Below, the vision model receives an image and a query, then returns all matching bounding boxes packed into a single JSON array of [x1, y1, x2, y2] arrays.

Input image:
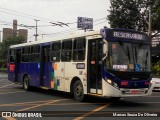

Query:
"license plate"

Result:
[[131, 90, 140, 94]]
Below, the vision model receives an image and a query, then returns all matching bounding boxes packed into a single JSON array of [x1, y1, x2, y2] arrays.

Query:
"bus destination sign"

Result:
[[113, 31, 145, 40]]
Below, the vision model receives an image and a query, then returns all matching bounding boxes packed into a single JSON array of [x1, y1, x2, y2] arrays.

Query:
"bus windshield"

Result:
[[106, 42, 151, 72]]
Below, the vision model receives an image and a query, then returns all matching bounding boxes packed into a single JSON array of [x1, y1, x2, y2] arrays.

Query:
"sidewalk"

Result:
[[0, 72, 7, 78]]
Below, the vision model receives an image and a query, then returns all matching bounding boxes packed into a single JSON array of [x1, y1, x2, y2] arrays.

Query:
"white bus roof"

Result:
[[10, 30, 100, 48]]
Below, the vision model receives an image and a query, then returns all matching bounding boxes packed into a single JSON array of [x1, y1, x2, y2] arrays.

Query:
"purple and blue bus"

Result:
[[8, 27, 153, 101]]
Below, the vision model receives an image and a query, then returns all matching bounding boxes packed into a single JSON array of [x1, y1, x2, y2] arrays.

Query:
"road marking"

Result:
[[0, 79, 6, 81], [17, 99, 67, 111], [4, 117, 16, 120], [0, 99, 66, 106], [73, 103, 111, 120], [0, 102, 105, 107], [0, 91, 25, 95], [0, 83, 14, 88], [2, 99, 67, 120]]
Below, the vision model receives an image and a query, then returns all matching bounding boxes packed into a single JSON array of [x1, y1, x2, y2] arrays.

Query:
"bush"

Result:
[[152, 60, 160, 78], [0, 60, 7, 68]]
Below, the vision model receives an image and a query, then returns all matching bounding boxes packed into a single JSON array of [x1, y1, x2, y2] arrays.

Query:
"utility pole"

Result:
[[0, 31, 1, 42], [148, 0, 152, 40], [34, 19, 40, 41]]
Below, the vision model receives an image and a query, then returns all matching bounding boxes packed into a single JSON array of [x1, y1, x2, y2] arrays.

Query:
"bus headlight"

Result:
[[106, 79, 112, 84], [105, 79, 119, 89]]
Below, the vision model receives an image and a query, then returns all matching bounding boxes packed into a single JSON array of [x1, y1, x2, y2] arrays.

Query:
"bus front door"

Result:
[[88, 39, 103, 94], [40, 45, 50, 87]]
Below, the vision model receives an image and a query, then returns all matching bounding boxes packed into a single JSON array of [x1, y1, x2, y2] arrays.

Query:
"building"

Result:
[[13, 20, 17, 36], [3, 28, 13, 40], [2, 20, 28, 43], [18, 29, 28, 43]]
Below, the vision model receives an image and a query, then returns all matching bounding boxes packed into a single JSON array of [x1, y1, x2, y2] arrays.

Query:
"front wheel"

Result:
[[23, 76, 30, 91], [73, 80, 84, 102]]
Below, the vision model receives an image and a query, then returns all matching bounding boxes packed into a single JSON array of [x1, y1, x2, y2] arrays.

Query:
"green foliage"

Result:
[[108, 0, 160, 37], [152, 60, 160, 77], [0, 36, 25, 61], [0, 60, 6, 68], [108, 0, 143, 30]]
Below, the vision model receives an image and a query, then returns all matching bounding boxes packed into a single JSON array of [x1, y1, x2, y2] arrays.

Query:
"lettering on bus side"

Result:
[[9, 64, 15, 71]]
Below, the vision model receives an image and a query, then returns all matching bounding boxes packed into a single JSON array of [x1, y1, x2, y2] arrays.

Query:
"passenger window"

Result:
[[61, 40, 72, 61], [51, 42, 61, 61], [30, 45, 40, 62], [73, 37, 86, 61], [22, 47, 30, 62]]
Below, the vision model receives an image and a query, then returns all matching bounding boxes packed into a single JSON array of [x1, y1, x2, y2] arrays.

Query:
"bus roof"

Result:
[[10, 30, 100, 48]]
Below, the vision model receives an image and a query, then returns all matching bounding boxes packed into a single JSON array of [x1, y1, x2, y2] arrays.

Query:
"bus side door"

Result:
[[87, 38, 103, 94], [40, 45, 50, 87]]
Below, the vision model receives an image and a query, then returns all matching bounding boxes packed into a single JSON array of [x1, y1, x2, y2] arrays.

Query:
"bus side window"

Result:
[[10, 49, 15, 62], [22, 47, 30, 62], [31, 45, 40, 62], [73, 37, 86, 61], [51, 42, 61, 61], [61, 40, 72, 62]]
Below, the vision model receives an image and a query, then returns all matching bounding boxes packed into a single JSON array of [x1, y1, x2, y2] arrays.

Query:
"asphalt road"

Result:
[[0, 72, 160, 120]]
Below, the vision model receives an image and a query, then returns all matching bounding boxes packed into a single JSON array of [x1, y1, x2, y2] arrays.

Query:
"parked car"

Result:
[[151, 78, 160, 91]]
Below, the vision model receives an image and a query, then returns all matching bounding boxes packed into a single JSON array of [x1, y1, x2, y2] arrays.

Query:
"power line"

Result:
[[0, 7, 57, 23]]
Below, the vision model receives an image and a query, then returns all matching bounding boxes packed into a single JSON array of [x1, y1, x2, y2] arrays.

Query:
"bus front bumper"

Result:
[[102, 80, 154, 97]]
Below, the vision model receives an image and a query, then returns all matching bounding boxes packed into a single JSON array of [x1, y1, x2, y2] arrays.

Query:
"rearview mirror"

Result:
[[102, 40, 108, 61]]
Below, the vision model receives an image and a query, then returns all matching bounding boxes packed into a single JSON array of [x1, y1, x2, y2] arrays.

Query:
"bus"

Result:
[[8, 27, 153, 101]]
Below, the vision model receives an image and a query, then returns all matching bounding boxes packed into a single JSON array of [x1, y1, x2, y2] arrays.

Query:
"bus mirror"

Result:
[[103, 41, 108, 55], [102, 40, 108, 61]]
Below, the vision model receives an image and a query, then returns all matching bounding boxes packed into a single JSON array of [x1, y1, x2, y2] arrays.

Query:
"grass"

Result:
[[0, 67, 7, 72]]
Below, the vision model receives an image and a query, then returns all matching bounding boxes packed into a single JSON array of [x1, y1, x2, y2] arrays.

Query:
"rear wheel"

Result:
[[73, 80, 84, 102], [23, 76, 30, 91]]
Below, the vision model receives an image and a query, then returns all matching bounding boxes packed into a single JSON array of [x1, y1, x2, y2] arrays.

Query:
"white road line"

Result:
[[73, 103, 111, 120], [0, 91, 25, 95], [0, 83, 14, 88]]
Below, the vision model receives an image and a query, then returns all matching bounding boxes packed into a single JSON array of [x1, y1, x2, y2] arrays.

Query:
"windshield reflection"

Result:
[[106, 42, 151, 72]]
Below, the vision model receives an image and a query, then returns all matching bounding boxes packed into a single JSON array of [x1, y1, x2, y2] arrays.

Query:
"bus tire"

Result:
[[73, 80, 84, 102], [23, 75, 30, 91]]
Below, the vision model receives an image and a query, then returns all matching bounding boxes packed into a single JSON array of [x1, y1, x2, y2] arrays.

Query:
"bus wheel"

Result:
[[23, 76, 30, 91], [73, 80, 84, 102]]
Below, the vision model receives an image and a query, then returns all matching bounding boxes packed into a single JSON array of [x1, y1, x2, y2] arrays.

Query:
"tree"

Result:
[[152, 60, 160, 77], [107, 0, 160, 38], [0, 36, 25, 60]]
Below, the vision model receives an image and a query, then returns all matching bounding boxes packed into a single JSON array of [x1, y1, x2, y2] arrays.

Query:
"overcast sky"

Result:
[[0, 0, 110, 42]]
